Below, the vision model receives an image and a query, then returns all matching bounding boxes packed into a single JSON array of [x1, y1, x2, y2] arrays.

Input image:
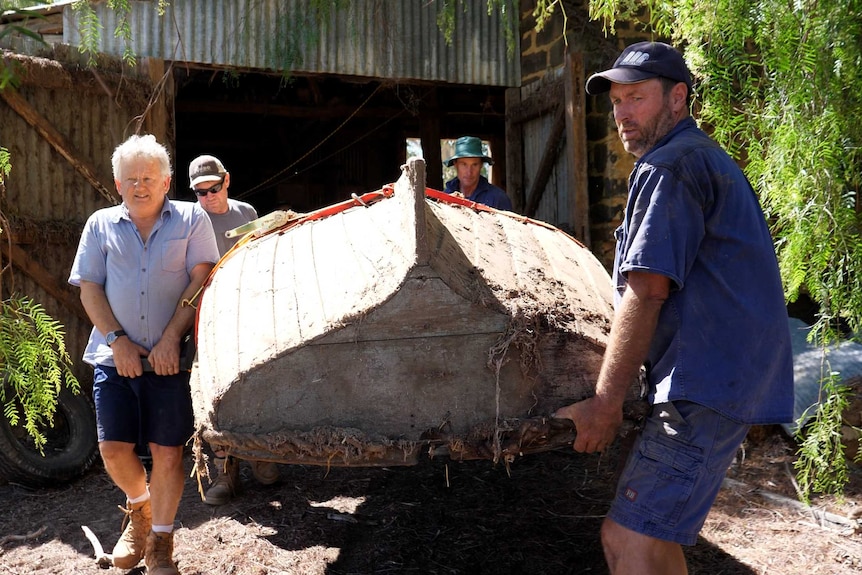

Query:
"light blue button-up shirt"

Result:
[[69, 199, 218, 367]]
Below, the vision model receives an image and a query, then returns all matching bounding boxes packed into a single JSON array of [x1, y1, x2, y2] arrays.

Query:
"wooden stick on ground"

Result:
[[722, 477, 860, 533], [0, 525, 47, 549], [81, 525, 113, 569]]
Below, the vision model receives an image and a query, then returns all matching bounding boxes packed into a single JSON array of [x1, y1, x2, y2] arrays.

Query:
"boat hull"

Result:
[[191, 159, 646, 467]]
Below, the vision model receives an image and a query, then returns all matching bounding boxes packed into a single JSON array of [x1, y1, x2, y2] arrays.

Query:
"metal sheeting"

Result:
[[62, 0, 520, 87]]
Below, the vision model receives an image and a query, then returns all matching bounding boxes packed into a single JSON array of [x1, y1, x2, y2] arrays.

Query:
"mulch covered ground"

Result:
[[1, 425, 860, 574]]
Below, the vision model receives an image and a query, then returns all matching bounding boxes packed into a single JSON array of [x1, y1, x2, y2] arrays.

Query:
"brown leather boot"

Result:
[[204, 456, 239, 505], [111, 498, 152, 569], [144, 530, 179, 575], [250, 460, 280, 485]]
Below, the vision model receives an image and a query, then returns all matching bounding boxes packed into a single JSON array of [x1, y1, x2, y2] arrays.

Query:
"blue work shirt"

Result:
[[444, 175, 513, 211], [69, 199, 219, 367], [614, 117, 794, 424]]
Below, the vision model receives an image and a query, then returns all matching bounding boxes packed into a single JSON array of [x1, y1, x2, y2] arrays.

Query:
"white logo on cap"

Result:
[[620, 51, 650, 66]]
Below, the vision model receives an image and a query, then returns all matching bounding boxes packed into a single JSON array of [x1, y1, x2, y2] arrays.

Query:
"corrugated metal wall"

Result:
[[0, 57, 157, 382], [62, 0, 520, 87], [3, 87, 121, 221]]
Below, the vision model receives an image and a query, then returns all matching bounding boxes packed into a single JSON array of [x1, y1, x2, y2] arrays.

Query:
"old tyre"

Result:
[[0, 386, 99, 488]]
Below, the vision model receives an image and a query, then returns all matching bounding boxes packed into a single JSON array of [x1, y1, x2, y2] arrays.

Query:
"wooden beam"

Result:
[[506, 80, 563, 125], [175, 99, 410, 120], [504, 88, 524, 213], [0, 242, 89, 323], [419, 88, 443, 191], [141, 57, 173, 149], [175, 101, 506, 121], [489, 135, 506, 192], [524, 106, 566, 218], [0, 88, 117, 206], [564, 50, 591, 246]]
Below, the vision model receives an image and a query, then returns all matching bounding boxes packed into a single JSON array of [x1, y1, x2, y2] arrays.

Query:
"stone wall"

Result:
[[518, 1, 652, 270]]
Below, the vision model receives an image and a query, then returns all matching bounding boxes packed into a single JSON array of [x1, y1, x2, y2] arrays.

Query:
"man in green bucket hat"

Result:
[[444, 136, 512, 210]]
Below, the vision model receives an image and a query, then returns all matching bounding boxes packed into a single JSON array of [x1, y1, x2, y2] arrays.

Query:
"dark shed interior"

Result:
[[173, 67, 507, 215]]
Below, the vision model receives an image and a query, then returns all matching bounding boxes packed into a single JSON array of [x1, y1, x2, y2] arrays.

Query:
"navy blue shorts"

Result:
[[93, 365, 194, 447], [607, 401, 750, 545]]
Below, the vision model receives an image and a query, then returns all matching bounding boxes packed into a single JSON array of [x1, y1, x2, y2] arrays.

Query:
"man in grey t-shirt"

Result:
[[189, 154, 258, 256], [189, 154, 279, 504]]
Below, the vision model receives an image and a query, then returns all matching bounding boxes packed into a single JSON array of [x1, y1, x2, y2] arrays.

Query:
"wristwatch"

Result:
[[105, 329, 126, 347]]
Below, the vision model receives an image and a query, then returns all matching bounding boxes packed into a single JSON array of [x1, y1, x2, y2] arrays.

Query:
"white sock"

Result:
[[128, 489, 150, 504], [152, 524, 173, 534]]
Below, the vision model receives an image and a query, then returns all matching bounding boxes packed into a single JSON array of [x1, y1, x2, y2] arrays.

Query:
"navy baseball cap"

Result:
[[586, 41, 692, 95]]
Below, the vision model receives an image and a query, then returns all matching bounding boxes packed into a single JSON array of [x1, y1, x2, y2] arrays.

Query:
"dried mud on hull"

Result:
[[191, 159, 646, 470]]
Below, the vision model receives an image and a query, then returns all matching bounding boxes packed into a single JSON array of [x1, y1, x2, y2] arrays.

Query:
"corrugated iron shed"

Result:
[[55, 0, 519, 87]]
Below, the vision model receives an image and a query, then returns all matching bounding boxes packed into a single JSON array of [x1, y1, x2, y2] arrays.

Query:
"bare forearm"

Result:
[[553, 271, 669, 453], [596, 272, 668, 406], [78, 280, 121, 334]]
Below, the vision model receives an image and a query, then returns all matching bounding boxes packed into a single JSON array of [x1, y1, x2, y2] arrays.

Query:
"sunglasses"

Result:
[[194, 179, 224, 196]]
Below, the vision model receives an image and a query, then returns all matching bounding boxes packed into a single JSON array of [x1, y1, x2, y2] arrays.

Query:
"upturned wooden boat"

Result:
[[190, 158, 646, 468]]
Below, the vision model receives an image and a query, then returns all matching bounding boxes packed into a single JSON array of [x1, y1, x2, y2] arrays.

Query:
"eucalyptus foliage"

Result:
[[1, 3, 82, 454], [0, 152, 78, 456], [581, 0, 862, 499], [0, 3, 45, 88], [0, 146, 9, 187]]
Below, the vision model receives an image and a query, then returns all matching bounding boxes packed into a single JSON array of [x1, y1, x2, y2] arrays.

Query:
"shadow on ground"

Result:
[[0, 438, 792, 575]]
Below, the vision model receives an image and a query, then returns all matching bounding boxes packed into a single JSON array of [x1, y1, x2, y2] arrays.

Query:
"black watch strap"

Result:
[[106, 329, 126, 346]]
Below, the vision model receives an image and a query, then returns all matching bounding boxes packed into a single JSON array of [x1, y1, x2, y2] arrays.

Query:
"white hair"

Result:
[[111, 134, 172, 181]]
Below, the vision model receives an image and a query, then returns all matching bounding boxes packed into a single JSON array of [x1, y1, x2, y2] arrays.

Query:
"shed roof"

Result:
[[9, 0, 519, 87]]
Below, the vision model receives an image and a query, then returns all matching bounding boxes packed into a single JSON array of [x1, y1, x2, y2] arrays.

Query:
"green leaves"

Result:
[[0, 296, 81, 454], [0, 4, 47, 87], [0, 146, 10, 187], [72, 0, 137, 67], [436, 1, 519, 57], [795, 372, 850, 503], [72, 0, 104, 67]]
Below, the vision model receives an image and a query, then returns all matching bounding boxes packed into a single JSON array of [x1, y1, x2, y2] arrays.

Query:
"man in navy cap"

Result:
[[443, 136, 512, 210], [554, 42, 793, 574]]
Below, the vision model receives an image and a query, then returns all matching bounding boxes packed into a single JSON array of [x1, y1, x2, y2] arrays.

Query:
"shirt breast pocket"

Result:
[[161, 239, 187, 273]]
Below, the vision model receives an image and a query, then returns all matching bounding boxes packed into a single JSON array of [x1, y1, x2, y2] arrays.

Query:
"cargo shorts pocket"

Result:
[[623, 433, 703, 526]]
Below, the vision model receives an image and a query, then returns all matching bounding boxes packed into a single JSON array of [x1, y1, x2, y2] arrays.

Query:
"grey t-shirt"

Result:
[[206, 199, 258, 256]]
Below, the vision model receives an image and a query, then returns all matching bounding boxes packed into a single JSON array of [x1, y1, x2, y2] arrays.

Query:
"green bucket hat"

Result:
[[445, 136, 493, 167]]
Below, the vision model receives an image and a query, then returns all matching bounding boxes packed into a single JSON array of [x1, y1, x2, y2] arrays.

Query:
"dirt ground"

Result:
[[0, 425, 860, 575]]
